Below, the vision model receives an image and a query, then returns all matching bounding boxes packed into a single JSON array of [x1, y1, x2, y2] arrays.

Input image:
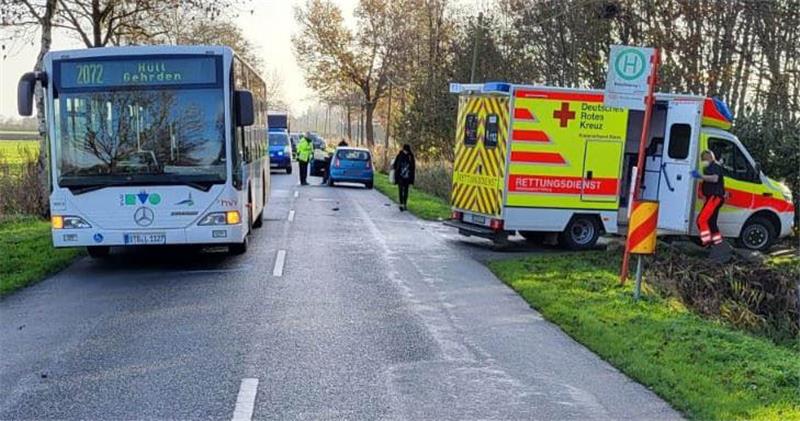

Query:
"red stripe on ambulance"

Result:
[[511, 152, 565, 164], [511, 129, 549, 142], [514, 108, 535, 120], [514, 89, 604, 103], [509, 174, 619, 196]]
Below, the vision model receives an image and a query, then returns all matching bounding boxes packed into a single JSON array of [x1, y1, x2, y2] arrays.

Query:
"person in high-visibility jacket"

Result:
[[692, 150, 726, 247], [296, 134, 313, 186]]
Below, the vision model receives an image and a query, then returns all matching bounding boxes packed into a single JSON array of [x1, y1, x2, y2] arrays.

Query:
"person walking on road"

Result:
[[393, 144, 416, 211], [692, 150, 728, 259], [297, 134, 313, 186]]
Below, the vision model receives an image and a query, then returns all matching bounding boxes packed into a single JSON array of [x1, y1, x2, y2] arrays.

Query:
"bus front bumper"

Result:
[[51, 224, 248, 247]]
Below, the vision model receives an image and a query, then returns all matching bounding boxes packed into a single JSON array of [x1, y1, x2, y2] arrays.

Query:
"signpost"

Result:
[[604, 45, 661, 284]]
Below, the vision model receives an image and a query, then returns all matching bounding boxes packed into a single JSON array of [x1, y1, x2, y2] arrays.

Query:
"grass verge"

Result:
[[0, 217, 82, 296], [489, 252, 800, 421], [0, 140, 39, 165], [373, 172, 451, 221]]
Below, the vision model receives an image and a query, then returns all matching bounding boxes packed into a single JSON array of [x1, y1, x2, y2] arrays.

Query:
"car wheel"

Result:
[[286, 166, 292, 174], [737, 216, 776, 251], [86, 246, 110, 258], [327, 177, 334, 187], [558, 216, 600, 250], [365, 181, 373, 189]]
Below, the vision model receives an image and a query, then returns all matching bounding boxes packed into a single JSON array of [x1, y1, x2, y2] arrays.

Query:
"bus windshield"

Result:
[[53, 57, 226, 188]]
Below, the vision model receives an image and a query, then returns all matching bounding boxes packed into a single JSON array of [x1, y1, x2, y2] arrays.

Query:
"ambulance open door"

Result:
[[657, 101, 702, 233]]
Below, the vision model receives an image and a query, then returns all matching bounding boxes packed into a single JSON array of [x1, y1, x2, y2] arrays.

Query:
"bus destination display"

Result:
[[59, 57, 217, 89]]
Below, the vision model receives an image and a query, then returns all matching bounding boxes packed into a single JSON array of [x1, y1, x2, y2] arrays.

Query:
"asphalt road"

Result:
[[0, 164, 681, 420]]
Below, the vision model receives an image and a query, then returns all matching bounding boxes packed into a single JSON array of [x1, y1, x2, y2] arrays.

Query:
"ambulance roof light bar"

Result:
[[449, 82, 511, 94]]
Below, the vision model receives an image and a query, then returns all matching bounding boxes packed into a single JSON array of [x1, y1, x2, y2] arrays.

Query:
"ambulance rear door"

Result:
[[657, 100, 702, 233]]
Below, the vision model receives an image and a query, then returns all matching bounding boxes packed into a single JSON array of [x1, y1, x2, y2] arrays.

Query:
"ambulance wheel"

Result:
[[86, 246, 110, 258], [559, 216, 600, 250], [737, 216, 775, 252]]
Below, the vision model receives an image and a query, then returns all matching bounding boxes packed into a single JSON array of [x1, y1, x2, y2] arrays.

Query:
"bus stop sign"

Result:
[[604, 45, 655, 110]]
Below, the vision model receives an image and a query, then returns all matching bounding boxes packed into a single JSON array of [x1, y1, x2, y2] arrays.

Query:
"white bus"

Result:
[[18, 46, 270, 257]]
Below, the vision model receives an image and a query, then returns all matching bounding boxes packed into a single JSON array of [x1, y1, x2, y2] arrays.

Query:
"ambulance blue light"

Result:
[[482, 82, 511, 93], [712, 97, 734, 121]]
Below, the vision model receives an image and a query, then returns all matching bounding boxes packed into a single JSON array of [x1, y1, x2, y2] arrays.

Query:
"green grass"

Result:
[[489, 252, 800, 421], [373, 172, 451, 220], [0, 140, 39, 164], [0, 217, 82, 296]]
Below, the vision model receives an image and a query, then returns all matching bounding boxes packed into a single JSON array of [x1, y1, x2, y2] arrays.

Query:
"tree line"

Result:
[[294, 0, 799, 219]]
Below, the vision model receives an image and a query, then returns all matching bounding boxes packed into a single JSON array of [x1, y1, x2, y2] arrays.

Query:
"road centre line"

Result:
[[293, 190, 299, 198], [273, 250, 286, 277], [231, 378, 259, 421], [288, 210, 295, 222]]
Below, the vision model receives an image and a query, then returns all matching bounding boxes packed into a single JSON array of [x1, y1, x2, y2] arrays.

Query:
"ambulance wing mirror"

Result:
[[235, 90, 255, 127], [18, 71, 47, 117]]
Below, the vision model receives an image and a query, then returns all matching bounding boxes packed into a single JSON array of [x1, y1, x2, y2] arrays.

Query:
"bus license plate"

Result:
[[124, 232, 166, 245]]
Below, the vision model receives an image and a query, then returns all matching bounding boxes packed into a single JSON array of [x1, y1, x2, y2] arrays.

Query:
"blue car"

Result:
[[269, 131, 292, 174], [327, 147, 373, 189]]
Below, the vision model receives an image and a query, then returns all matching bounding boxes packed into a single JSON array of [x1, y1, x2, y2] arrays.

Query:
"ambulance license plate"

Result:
[[124, 232, 166, 245], [471, 215, 486, 225]]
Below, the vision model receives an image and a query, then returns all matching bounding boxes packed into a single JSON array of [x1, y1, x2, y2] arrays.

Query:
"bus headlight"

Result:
[[198, 211, 241, 226], [52, 215, 92, 229]]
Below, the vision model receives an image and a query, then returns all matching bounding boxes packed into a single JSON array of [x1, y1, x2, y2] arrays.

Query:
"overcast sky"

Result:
[[0, 0, 359, 120]]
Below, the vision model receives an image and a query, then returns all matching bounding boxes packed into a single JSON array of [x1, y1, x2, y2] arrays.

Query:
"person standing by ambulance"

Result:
[[297, 134, 313, 186], [393, 144, 416, 211], [692, 150, 726, 247]]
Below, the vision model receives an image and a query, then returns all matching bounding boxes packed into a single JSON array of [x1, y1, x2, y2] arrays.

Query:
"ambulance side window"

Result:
[[708, 137, 760, 183], [484, 114, 499, 148], [464, 114, 479, 146], [667, 124, 691, 160]]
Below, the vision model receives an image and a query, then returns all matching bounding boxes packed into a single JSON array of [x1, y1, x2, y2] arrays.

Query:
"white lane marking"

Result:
[[293, 190, 299, 198], [273, 250, 286, 277], [231, 378, 259, 421], [288, 210, 295, 222]]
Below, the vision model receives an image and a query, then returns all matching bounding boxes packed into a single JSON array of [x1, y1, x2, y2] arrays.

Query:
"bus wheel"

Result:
[[229, 237, 248, 255], [737, 217, 775, 251], [87, 246, 110, 258], [559, 216, 600, 250]]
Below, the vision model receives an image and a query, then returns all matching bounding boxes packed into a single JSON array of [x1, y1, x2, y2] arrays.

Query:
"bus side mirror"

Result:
[[18, 71, 41, 117], [235, 90, 254, 127]]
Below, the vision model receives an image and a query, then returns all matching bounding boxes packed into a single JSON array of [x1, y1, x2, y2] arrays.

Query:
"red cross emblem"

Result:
[[553, 102, 576, 127]]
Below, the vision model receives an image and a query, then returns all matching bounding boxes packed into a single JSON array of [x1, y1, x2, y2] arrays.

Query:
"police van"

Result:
[[445, 82, 794, 251]]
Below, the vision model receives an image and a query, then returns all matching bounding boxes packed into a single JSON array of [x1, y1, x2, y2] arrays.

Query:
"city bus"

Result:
[[17, 45, 270, 257]]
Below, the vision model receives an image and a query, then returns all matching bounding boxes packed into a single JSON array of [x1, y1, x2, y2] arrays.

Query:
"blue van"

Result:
[[269, 131, 292, 174], [327, 147, 373, 189]]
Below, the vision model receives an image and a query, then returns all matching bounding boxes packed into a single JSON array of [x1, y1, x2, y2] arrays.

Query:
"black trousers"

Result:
[[298, 161, 309, 185], [398, 182, 410, 205]]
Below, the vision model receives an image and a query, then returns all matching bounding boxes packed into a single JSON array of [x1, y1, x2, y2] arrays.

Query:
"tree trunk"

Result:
[[365, 101, 376, 147], [34, 0, 58, 218], [346, 104, 353, 141], [383, 84, 392, 171]]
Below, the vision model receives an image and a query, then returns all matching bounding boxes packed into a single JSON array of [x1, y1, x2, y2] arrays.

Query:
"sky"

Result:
[[0, 0, 358, 120]]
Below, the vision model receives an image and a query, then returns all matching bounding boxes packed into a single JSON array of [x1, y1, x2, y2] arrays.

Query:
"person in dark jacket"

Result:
[[691, 149, 726, 247], [393, 144, 416, 211]]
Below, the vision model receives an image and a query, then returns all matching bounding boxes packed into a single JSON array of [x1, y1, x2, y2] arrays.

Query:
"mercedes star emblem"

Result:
[[134, 207, 155, 227]]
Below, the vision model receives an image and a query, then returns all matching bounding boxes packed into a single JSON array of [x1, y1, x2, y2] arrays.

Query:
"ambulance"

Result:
[[444, 82, 794, 251]]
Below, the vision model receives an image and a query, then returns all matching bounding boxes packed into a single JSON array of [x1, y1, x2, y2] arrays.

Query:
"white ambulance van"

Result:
[[444, 82, 794, 251]]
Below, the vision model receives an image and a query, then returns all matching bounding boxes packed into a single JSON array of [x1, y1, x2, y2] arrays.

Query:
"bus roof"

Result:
[[44, 45, 235, 62]]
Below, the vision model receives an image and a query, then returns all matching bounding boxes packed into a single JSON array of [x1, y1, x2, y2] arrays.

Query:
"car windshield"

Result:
[[337, 150, 370, 161], [53, 88, 226, 185], [269, 133, 289, 146]]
